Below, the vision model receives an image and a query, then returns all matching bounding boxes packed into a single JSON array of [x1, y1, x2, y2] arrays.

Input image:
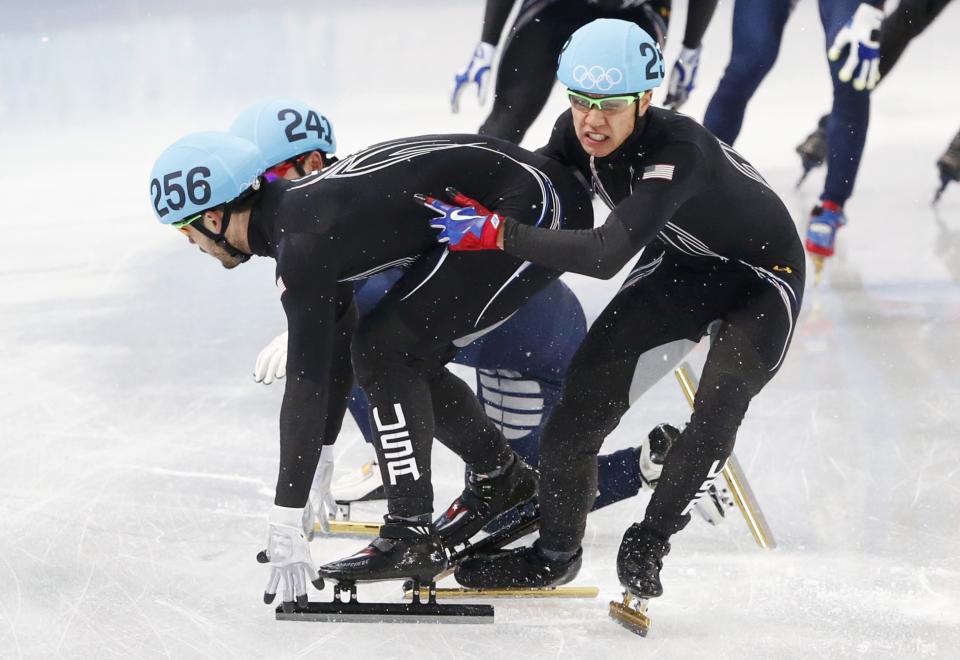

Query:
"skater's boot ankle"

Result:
[[319, 517, 446, 583], [796, 113, 829, 171], [434, 452, 538, 548], [937, 130, 960, 182], [455, 540, 582, 590], [617, 523, 671, 599], [638, 423, 679, 488], [805, 200, 845, 258]]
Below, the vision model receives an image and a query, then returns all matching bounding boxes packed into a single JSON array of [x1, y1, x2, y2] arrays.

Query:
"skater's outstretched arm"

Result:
[[424, 142, 703, 279]]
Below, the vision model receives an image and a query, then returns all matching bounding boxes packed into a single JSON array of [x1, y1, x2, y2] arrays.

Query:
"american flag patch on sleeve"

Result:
[[643, 164, 675, 181]]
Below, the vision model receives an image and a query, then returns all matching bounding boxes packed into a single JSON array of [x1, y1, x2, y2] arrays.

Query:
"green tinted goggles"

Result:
[[566, 89, 639, 113]]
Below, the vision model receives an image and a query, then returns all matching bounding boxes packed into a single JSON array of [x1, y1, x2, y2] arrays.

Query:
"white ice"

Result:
[[1, 1, 959, 658]]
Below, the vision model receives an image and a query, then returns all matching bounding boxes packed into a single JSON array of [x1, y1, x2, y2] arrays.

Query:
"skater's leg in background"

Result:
[[702, 0, 793, 144], [479, 4, 577, 143], [797, 0, 951, 173], [878, 0, 952, 78], [818, 0, 873, 206]]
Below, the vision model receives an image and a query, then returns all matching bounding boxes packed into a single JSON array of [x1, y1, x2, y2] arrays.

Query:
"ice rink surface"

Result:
[[1, 1, 959, 657]]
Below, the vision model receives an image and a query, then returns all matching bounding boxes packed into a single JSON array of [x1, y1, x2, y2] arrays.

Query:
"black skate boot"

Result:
[[934, 129, 960, 203], [318, 520, 447, 584], [455, 541, 582, 590], [795, 113, 829, 187], [616, 523, 671, 599], [434, 453, 538, 548]]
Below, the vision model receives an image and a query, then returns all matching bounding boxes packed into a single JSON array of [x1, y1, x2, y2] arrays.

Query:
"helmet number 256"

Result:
[[151, 166, 212, 218]]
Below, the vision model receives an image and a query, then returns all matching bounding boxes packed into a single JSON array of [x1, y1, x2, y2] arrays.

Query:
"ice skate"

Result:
[[694, 480, 736, 525], [401, 501, 593, 599], [617, 523, 670, 599], [608, 523, 670, 637], [434, 453, 538, 549], [277, 521, 494, 624], [795, 114, 829, 188], [319, 520, 447, 583], [805, 201, 846, 282], [455, 541, 582, 591], [403, 499, 541, 594], [934, 130, 960, 204]]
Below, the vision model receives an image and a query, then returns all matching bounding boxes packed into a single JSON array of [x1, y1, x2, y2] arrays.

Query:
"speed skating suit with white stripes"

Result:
[[498, 107, 805, 550], [245, 134, 593, 517]]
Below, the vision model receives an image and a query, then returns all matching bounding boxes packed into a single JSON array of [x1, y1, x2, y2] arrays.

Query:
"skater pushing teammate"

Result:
[[422, 19, 805, 630], [236, 99, 681, 538], [148, 125, 597, 611]]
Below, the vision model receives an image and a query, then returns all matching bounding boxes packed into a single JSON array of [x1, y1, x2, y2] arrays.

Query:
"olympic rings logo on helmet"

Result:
[[571, 65, 624, 92]]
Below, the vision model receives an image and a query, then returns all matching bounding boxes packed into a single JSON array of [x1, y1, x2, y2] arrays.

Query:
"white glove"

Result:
[[828, 3, 883, 91], [306, 445, 338, 537], [664, 46, 701, 110], [451, 42, 496, 113], [253, 331, 287, 385], [257, 505, 324, 612]]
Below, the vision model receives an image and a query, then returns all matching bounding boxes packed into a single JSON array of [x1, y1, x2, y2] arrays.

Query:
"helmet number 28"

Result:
[[151, 167, 212, 218], [638, 42, 664, 82], [278, 108, 332, 144]]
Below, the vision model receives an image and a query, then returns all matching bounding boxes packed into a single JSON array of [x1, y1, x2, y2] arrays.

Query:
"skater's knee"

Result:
[[725, 44, 778, 89]]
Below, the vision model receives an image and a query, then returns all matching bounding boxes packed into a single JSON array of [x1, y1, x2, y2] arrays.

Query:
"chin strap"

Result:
[[192, 203, 251, 263]]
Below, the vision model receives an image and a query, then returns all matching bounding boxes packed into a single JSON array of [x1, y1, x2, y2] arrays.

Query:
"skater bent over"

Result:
[[235, 100, 654, 526], [423, 19, 805, 607], [148, 130, 592, 610]]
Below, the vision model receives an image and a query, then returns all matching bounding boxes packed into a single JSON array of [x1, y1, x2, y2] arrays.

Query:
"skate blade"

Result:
[[276, 600, 494, 624], [811, 254, 825, 285], [609, 593, 651, 637], [933, 182, 947, 205], [403, 586, 599, 599], [314, 520, 381, 536]]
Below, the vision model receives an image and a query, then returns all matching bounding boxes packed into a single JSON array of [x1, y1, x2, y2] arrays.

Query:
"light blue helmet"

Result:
[[149, 131, 265, 225], [229, 98, 336, 168], [557, 19, 664, 95]]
